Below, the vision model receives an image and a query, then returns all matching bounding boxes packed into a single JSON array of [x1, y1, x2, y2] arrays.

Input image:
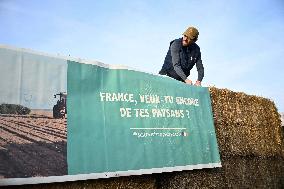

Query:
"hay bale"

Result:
[[157, 156, 284, 189], [209, 87, 284, 157], [156, 168, 225, 189], [223, 156, 284, 188], [8, 157, 282, 189]]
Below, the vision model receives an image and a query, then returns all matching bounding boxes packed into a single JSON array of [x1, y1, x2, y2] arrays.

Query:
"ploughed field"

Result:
[[0, 113, 67, 178]]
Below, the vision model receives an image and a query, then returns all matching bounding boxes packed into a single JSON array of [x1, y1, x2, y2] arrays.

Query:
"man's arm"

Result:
[[170, 41, 187, 81], [196, 52, 204, 82]]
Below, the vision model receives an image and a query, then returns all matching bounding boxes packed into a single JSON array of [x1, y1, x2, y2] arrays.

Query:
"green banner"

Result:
[[67, 60, 221, 175], [0, 46, 221, 185]]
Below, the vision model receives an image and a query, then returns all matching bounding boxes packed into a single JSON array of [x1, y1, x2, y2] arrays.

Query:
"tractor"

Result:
[[53, 92, 67, 119]]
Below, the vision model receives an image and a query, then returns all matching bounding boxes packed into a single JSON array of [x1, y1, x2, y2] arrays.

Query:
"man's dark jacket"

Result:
[[159, 38, 204, 82]]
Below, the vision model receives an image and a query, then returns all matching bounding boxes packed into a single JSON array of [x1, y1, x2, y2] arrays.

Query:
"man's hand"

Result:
[[194, 80, 201, 86], [185, 79, 193, 85]]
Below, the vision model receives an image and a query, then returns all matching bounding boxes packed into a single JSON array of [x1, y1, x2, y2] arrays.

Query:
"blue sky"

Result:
[[0, 0, 283, 112]]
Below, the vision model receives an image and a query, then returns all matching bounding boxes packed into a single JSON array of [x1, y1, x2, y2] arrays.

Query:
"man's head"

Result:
[[182, 26, 199, 46]]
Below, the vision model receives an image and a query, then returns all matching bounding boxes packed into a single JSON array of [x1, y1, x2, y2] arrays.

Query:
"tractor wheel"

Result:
[[59, 109, 65, 119], [53, 105, 60, 119]]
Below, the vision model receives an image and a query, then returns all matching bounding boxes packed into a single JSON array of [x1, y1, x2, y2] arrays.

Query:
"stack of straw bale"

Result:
[[6, 87, 284, 189], [158, 87, 284, 188], [209, 87, 283, 158]]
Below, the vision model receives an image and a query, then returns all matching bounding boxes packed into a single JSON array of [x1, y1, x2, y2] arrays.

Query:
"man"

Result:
[[159, 26, 204, 86]]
